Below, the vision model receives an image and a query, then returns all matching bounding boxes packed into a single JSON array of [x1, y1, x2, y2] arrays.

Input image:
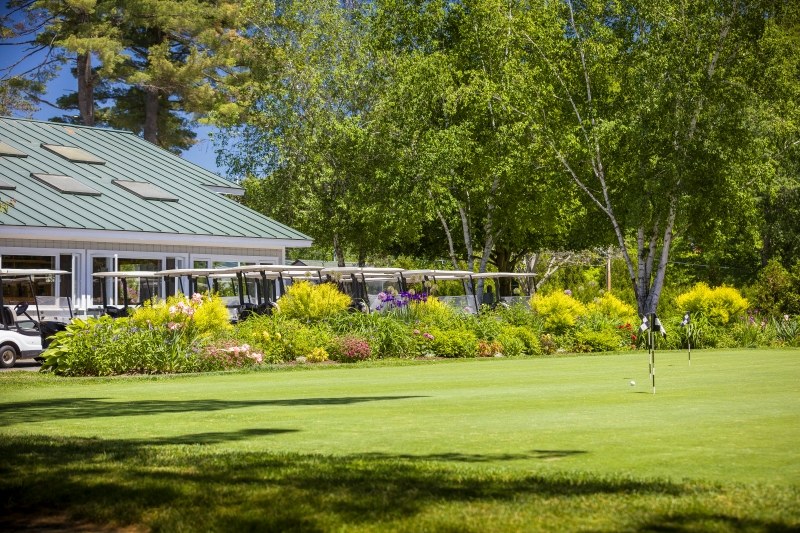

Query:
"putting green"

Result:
[[1, 348, 798, 485]]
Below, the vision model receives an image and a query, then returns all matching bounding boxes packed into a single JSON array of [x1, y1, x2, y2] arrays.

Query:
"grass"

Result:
[[0, 348, 798, 531]]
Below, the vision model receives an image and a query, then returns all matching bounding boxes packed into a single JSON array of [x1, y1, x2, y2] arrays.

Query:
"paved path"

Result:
[[1, 360, 41, 372]]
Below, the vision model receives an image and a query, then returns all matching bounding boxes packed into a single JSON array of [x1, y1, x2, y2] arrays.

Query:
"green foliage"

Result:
[[40, 315, 208, 376], [276, 281, 352, 322], [130, 293, 231, 339], [587, 293, 637, 323], [407, 297, 461, 329], [497, 325, 542, 356], [427, 328, 478, 358], [574, 329, 624, 353], [675, 283, 749, 326], [747, 259, 800, 317], [770, 316, 800, 346], [530, 292, 587, 332]]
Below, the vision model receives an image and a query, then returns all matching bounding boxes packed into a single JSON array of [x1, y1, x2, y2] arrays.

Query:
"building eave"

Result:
[[0, 225, 313, 249]]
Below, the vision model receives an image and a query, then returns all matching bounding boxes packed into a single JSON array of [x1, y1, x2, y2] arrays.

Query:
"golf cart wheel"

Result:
[[0, 345, 17, 369]]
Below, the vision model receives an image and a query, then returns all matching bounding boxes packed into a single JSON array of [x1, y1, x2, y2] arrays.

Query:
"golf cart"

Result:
[[467, 272, 538, 312], [0, 269, 72, 368], [214, 265, 324, 320], [399, 269, 475, 312], [92, 271, 163, 318], [156, 267, 220, 296], [320, 267, 404, 312]]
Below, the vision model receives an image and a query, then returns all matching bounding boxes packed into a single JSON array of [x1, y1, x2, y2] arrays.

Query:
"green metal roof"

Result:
[[0, 117, 311, 244]]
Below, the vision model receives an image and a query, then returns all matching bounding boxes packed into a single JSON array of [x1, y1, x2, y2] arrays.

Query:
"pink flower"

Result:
[[168, 306, 177, 316], [413, 329, 421, 335], [167, 322, 181, 330], [191, 293, 203, 305], [423, 332, 434, 340]]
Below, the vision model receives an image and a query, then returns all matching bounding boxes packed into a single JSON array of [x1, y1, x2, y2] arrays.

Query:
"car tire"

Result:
[[0, 345, 17, 369]]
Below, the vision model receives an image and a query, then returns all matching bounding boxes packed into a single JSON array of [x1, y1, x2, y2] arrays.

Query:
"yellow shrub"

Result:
[[306, 347, 329, 362], [130, 293, 231, 336], [587, 293, 637, 323], [408, 297, 457, 325], [530, 292, 587, 331], [675, 283, 748, 325], [276, 281, 351, 322]]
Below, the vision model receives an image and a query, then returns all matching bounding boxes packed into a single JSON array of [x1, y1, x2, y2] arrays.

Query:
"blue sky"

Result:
[[0, 7, 223, 174]]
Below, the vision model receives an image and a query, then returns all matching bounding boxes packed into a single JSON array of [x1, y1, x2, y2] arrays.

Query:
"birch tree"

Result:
[[520, 0, 778, 316]]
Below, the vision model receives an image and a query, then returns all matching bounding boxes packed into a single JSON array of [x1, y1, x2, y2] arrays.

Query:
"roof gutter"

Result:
[[0, 226, 313, 249]]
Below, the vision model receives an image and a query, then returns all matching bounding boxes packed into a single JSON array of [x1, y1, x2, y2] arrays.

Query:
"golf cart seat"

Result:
[[104, 306, 129, 319], [1, 306, 14, 327], [256, 301, 278, 316]]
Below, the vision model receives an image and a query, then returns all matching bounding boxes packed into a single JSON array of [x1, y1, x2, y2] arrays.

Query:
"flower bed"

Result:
[[39, 282, 799, 376]]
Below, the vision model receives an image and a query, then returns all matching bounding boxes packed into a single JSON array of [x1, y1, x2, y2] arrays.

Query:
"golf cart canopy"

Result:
[[0, 269, 70, 278]]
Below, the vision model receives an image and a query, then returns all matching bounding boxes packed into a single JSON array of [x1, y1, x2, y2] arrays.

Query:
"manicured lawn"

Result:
[[1, 349, 798, 531]]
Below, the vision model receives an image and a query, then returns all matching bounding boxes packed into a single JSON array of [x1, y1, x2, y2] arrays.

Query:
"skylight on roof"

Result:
[[113, 180, 178, 202], [0, 141, 27, 157], [0, 178, 16, 190], [41, 143, 105, 164], [205, 184, 245, 196], [31, 173, 101, 196]]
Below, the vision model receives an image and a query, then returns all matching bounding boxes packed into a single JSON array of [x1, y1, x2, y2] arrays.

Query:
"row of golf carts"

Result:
[[1, 266, 536, 368]]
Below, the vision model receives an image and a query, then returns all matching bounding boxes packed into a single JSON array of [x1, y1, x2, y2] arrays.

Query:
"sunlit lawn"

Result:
[[1, 349, 798, 531]]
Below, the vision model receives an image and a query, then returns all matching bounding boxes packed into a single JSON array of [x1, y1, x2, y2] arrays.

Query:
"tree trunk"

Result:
[[333, 233, 346, 267], [76, 52, 94, 126], [493, 247, 514, 296], [143, 88, 159, 144], [434, 204, 460, 270]]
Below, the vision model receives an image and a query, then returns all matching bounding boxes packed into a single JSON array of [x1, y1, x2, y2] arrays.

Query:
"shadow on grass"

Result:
[[0, 395, 427, 426], [356, 449, 588, 463], [1, 435, 797, 532]]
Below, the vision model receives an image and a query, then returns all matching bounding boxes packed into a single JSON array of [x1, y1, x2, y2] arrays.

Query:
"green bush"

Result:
[[497, 325, 542, 356], [574, 329, 623, 353], [530, 292, 586, 332], [587, 293, 637, 323], [40, 315, 210, 376], [199, 340, 265, 370], [130, 293, 231, 339], [471, 314, 504, 341], [747, 259, 800, 317], [428, 328, 478, 358], [493, 302, 539, 329], [276, 281, 351, 322], [287, 324, 336, 360], [408, 297, 460, 329], [235, 315, 308, 363], [769, 316, 800, 346], [675, 283, 748, 326], [327, 313, 417, 359]]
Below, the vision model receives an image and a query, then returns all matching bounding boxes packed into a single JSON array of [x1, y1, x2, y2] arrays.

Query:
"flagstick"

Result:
[[688, 339, 691, 366], [649, 313, 656, 394]]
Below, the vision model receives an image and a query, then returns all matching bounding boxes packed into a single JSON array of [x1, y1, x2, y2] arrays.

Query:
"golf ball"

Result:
[[629, 380, 636, 386]]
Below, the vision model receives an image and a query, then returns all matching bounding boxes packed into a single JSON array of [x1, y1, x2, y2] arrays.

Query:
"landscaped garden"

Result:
[[1, 349, 798, 531], [36, 274, 800, 376]]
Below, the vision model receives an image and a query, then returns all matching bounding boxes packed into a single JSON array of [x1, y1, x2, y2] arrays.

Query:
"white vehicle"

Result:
[[0, 269, 72, 368]]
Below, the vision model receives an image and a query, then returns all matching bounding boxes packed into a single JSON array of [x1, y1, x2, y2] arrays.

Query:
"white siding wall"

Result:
[[1, 238, 285, 315]]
